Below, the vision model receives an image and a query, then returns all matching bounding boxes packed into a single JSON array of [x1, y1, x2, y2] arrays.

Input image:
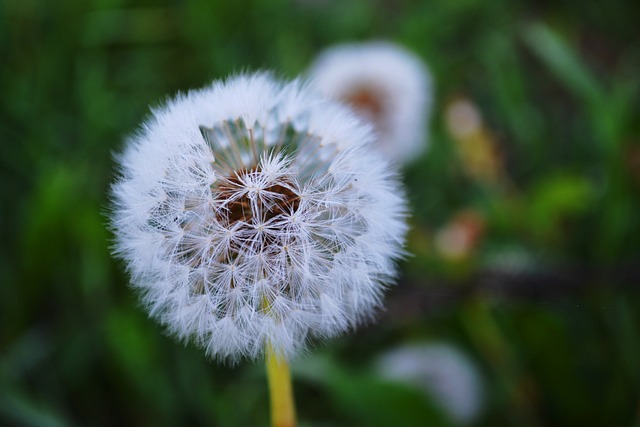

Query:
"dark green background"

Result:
[[1, 0, 639, 425]]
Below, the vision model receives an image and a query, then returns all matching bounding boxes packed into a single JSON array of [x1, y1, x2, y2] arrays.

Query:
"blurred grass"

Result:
[[1, 0, 639, 426]]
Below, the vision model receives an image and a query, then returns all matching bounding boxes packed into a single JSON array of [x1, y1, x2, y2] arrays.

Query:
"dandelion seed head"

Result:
[[111, 73, 408, 362]]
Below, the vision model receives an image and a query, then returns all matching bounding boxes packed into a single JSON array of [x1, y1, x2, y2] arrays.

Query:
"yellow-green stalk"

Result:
[[266, 344, 296, 427]]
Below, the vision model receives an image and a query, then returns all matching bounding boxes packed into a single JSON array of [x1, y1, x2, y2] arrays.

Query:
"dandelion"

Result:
[[375, 343, 484, 425], [110, 72, 407, 426], [308, 41, 432, 165]]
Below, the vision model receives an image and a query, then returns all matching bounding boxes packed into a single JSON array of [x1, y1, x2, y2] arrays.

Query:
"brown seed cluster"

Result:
[[215, 167, 301, 227], [344, 87, 385, 125]]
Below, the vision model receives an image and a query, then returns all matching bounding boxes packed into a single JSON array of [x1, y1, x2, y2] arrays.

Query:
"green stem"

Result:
[[266, 344, 296, 427]]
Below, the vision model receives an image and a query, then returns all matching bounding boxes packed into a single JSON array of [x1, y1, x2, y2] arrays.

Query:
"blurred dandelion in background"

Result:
[[309, 41, 432, 165], [375, 343, 485, 425]]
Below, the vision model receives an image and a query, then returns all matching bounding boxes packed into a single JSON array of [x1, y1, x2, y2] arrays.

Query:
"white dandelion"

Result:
[[308, 41, 432, 165], [110, 72, 408, 363], [375, 343, 484, 425]]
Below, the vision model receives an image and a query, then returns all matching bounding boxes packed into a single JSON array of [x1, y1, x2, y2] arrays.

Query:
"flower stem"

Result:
[[266, 344, 296, 427]]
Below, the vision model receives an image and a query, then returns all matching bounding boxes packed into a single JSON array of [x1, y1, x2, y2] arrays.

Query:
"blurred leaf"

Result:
[[104, 308, 177, 425], [600, 79, 640, 143], [105, 308, 160, 385], [0, 328, 53, 382], [523, 23, 605, 109], [0, 387, 69, 427], [526, 174, 594, 245]]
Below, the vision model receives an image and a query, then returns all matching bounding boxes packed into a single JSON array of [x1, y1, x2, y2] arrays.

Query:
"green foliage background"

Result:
[[1, 0, 639, 426]]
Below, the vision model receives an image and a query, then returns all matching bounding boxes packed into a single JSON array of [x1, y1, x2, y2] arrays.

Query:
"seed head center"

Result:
[[344, 87, 384, 124], [216, 167, 300, 227]]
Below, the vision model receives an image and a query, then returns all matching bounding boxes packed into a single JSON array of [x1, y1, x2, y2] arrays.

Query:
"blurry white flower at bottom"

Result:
[[375, 343, 484, 424], [110, 72, 408, 363], [308, 41, 432, 165]]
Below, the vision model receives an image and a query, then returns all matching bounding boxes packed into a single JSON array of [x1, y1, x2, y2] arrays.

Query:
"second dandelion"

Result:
[[309, 42, 432, 165]]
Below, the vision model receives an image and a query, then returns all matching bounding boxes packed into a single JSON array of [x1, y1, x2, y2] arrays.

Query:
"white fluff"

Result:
[[308, 41, 432, 165], [111, 73, 408, 362], [375, 343, 484, 424]]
